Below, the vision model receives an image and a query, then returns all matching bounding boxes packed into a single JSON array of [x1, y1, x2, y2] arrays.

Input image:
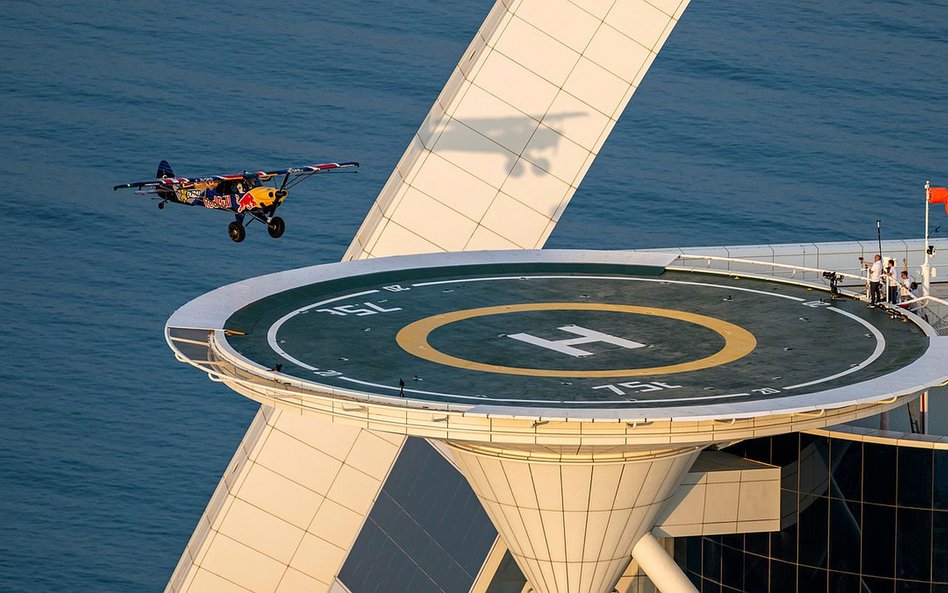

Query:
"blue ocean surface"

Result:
[[1, 0, 947, 590]]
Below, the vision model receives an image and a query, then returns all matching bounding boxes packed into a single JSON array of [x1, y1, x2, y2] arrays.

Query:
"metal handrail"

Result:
[[899, 294, 948, 308], [672, 254, 866, 281], [669, 253, 948, 337]]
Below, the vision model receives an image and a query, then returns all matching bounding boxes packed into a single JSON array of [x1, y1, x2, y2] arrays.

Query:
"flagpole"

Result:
[[924, 180, 931, 297], [876, 219, 885, 303], [876, 216, 891, 431]]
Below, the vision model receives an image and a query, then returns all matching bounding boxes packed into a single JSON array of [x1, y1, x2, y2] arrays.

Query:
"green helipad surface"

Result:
[[220, 262, 928, 409]]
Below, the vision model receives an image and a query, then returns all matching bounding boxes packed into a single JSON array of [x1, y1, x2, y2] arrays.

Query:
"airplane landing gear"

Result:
[[228, 221, 246, 243], [158, 201, 165, 209], [267, 216, 285, 239]]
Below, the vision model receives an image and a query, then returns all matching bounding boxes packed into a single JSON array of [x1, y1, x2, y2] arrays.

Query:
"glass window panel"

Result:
[[799, 566, 828, 593], [746, 531, 770, 557], [744, 553, 768, 592], [339, 438, 497, 593], [783, 463, 800, 493], [772, 520, 798, 563], [829, 498, 861, 572], [772, 433, 800, 468], [865, 444, 897, 505], [485, 551, 527, 593], [703, 538, 722, 583], [701, 578, 722, 593], [674, 537, 687, 569], [770, 560, 797, 593], [721, 543, 744, 590], [781, 488, 798, 528], [740, 436, 773, 464], [340, 521, 443, 593], [933, 511, 948, 583], [895, 580, 932, 593], [933, 450, 948, 510], [863, 503, 897, 578], [831, 438, 863, 501], [862, 576, 895, 593], [898, 447, 933, 509], [721, 533, 743, 551], [829, 570, 862, 593], [799, 494, 829, 569], [933, 584, 948, 593], [686, 536, 702, 575], [800, 434, 831, 497], [896, 507, 932, 581]]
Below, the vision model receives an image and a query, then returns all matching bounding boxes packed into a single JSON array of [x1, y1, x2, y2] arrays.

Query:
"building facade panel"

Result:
[[338, 438, 497, 593], [675, 431, 948, 593]]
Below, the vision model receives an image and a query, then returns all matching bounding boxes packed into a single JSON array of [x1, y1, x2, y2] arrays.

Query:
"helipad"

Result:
[[166, 249, 948, 593], [168, 250, 947, 421]]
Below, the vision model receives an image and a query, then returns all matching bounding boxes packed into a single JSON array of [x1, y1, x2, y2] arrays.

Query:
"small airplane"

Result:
[[114, 159, 360, 242]]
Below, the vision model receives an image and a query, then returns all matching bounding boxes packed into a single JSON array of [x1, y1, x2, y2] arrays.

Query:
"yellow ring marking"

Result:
[[395, 303, 756, 378]]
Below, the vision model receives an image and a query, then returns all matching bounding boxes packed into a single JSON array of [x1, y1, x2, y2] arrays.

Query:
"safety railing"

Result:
[[901, 295, 948, 336], [669, 254, 948, 335], [668, 254, 866, 297]]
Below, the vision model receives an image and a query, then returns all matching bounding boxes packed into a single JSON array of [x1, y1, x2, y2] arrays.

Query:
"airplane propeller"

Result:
[[277, 173, 290, 199]]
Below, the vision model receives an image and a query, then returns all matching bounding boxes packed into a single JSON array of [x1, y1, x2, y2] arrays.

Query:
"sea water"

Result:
[[1, 0, 947, 590]]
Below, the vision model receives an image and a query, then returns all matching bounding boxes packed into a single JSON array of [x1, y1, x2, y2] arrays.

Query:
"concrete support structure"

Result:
[[449, 443, 699, 593], [165, 407, 404, 593], [630, 534, 698, 593], [651, 451, 781, 538]]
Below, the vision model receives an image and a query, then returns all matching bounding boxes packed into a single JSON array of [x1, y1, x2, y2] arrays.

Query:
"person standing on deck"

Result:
[[886, 259, 899, 304], [861, 254, 883, 305]]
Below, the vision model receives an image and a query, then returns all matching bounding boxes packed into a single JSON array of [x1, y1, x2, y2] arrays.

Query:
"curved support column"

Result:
[[344, 0, 692, 259], [630, 533, 698, 593], [447, 443, 701, 593], [164, 407, 404, 593]]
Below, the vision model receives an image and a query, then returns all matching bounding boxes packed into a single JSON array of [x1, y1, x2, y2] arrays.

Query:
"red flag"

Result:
[[931, 187, 948, 215]]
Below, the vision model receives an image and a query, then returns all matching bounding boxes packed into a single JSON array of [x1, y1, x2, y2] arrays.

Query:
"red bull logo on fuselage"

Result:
[[237, 191, 257, 212]]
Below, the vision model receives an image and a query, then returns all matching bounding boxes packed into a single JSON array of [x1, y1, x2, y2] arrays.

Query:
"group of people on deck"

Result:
[[861, 254, 919, 308]]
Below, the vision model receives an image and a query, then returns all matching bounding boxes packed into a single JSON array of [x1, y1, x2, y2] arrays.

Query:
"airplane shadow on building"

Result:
[[421, 112, 587, 178]]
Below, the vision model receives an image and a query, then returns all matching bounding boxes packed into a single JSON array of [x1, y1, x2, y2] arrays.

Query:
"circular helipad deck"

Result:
[[167, 250, 947, 420]]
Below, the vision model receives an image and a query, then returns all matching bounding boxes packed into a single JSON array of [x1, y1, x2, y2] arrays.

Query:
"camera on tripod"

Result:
[[822, 271, 843, 297]]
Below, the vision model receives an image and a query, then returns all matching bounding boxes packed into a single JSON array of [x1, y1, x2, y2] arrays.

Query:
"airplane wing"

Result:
[[113, 175, 236, 192], [114, 162, 359, 191], [257, 161, 361, 179], [113, 178, 178, 191]]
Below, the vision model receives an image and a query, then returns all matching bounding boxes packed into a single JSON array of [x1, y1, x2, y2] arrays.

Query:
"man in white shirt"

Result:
[[886, 259, 899, 304], [861, 254, 883, 304]]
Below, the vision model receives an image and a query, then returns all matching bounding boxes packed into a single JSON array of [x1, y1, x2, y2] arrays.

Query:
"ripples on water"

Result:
[[1, 0, 947, 590]]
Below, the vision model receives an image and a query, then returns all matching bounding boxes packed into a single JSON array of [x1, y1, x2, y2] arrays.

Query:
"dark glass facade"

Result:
[[486, 551, 529, 593], [675, 432, 948, 593], [339, 437, 498, 593]]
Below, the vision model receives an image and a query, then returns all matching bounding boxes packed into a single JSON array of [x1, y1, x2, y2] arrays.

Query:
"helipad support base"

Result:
[[164, 407, 403, 593], [448, 442, 700, 593]]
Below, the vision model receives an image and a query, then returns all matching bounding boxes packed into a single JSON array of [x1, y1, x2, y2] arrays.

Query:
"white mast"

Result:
[[924, 180, 932, 297]]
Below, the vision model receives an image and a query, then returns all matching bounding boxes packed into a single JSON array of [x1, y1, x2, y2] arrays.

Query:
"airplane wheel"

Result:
[[267, 216, 285, 239], [158, 201, 165, 209], [228, 221, 246, 243]]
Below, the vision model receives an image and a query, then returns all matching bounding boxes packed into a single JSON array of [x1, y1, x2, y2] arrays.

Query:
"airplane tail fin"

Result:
[[155, 160, 175, 202], [156, 160, 174, 179]]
